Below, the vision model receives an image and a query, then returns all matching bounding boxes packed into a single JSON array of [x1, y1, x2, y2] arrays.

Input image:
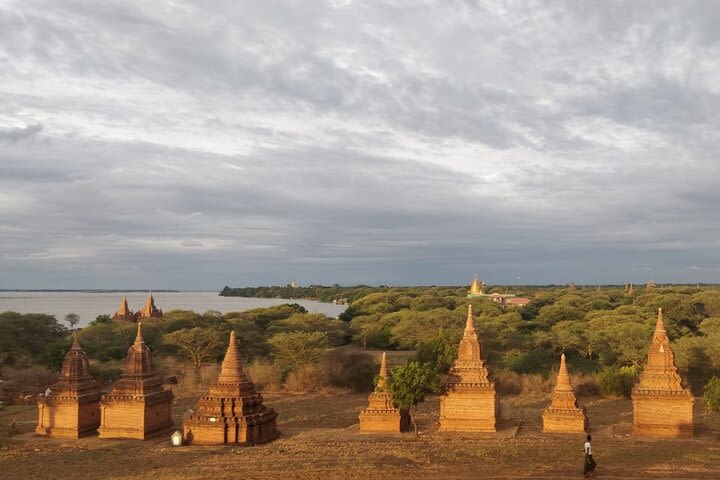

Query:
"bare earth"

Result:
[[2, 393, 719, 480]]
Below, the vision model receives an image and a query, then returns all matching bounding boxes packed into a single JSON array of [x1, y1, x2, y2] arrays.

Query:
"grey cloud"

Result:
[[0, 1, 719, 288], [0, 123, 43, 142]]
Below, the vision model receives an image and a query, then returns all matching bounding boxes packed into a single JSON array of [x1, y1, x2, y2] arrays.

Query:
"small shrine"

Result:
[[542, 353, 587, 434], [36, 335, 101, 437], [439, 305, 498, 432], [467, 274, 486, 296], [138, 292, 162, 319], [359, 352, 409, 433], [98, 323, 174, 439], [184, 331, 278, 445], [632, 308, 693, 437], [112, 295, 135, 323]]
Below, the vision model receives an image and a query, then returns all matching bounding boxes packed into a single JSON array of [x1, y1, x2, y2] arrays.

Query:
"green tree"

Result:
[[417, 334, 458, 373], [387, 361, 440, 436], [163, 327, 226, 378], [268, 331, 330, 373], [703, 376, 720, 414], [64, 313, 80, 331], [89, 314, 112, 326]]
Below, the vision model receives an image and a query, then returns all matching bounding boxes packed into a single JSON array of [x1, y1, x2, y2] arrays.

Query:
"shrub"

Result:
[[417, 335, 458, 373], [703, 376, 720, 413], [597, 366, 639, 398], [521, 373, 554, 396], [246, 360, 283, 392], [495, 371, 522, 396], [317, 350, 376, 392]]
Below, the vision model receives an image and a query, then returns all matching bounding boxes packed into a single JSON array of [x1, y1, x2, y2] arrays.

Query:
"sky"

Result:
[[1, 0, 719, 289]]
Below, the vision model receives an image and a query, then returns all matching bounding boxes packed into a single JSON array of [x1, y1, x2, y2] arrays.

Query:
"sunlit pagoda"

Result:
[[112, 295, 135, 323], [439, 304, 499, 431], [467, 274, 486, 297], [36, 335, 101, 438], [98, 323, 174, 439], [632, 308, 693, 437], [138, 291, 162, 319], [359, 352, 409, 433], [184, 331, 278, 445], [542, 353, 587, 434]]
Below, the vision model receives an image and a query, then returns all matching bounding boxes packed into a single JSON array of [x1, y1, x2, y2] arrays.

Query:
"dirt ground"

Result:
[[2, 392, 720, 480]]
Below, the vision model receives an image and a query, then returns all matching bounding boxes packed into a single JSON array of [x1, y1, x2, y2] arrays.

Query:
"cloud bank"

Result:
[[1, 0, 719, 288]]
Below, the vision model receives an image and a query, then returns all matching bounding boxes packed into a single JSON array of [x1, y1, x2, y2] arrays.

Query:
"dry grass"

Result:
[[2, 391, 720, 479]]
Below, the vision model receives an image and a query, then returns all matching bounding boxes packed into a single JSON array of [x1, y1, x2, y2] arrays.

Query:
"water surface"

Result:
[[0, 291, 346, 327]]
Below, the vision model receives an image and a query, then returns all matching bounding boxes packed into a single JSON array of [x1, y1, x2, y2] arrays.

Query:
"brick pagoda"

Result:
[[112, 295, 135, 323], [98, 323, 174, 439], [359, 352, 409, 433], [439, 304, 499, 432], [542, 353, 587, 434], [184, 331, 278, 445], [632, 308, 693, 437], [36, 335, 101, 437], [138, 292, 162, 319]]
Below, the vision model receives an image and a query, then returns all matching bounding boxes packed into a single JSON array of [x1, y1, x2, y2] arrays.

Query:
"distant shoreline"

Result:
[[0, 289, 183, 293]]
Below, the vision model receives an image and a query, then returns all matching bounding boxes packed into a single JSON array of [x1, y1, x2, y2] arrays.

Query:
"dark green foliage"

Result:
[[0, 312, 68, 368], [597, 366, 639, 398], [417, 334, 458, 373], [41, 338, 72, 372], [703, 376, 720, 413], [387, 361, 440, 435], [89, 314, 112, 326]]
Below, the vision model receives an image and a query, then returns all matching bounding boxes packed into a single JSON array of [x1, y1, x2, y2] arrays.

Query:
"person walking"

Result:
[[584, 434, 597, 477]]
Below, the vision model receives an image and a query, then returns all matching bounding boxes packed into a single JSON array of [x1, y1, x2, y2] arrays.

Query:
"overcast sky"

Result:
[[1, 0, 719, 289]]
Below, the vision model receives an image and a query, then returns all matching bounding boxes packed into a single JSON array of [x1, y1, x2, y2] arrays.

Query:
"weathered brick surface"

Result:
[[632, 308, 694, 438], [184, 331, 278, 445], [542, 354, 587, 434], [439, 305, 499, 432], [36, 336, 101, 438], [98, 323, 174, 440], [359, 352, 410, 433]]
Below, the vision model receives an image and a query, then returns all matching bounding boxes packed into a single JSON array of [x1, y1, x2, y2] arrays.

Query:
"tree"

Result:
[[163, 327, 226, 378], [64, 313, 80, 331], [89, 314, 112, 326], [387, 361, 440, 436], [268, 331, 330, 373], [703, 376, 720, 414]]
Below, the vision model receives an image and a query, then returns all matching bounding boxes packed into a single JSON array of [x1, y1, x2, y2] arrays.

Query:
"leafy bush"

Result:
[[703, 376, 720, 413], [417, 335, 458, 373], [597, 366, 639, 398]]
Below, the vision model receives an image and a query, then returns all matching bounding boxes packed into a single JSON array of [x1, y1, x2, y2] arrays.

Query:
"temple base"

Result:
[[439, 389, 499, 432], [542, 408, 588, 434], [184, 411, 278, 445], [632, 393, 693, 438], [36, 401, 100, 438], [98, 397, 173, 440], [359, 409, 410, 433]]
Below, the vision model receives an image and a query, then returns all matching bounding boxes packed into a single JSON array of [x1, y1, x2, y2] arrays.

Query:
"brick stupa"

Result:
[[138, 292, 162, 319], [439, 304, 499, 431], [184, 331, 278, 445], [542, 353, 587, 434], [98, 323, 174, 439], [359, 352, 409, 433], [36, 335, 101, 437], [632, 308, 693, 437], [112, 295, 135, 323]]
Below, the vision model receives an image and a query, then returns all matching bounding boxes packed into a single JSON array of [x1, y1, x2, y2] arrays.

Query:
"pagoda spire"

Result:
[[376, 352, 389, 390], [465, 304, 475, 331], [71, 331, 81, 351], [655, 307, 666, 335], [217, 331, 245, 384], [555, 353, 573, 393], [134, 322, 144, 347]]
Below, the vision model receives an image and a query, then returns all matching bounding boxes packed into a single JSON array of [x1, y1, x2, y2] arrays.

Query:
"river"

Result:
[[0, 291, 347, 327]]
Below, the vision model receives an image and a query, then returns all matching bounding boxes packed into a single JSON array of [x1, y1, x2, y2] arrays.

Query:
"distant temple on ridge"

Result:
[[112, 292, 163, 323], [466, 274, 530, 307]]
